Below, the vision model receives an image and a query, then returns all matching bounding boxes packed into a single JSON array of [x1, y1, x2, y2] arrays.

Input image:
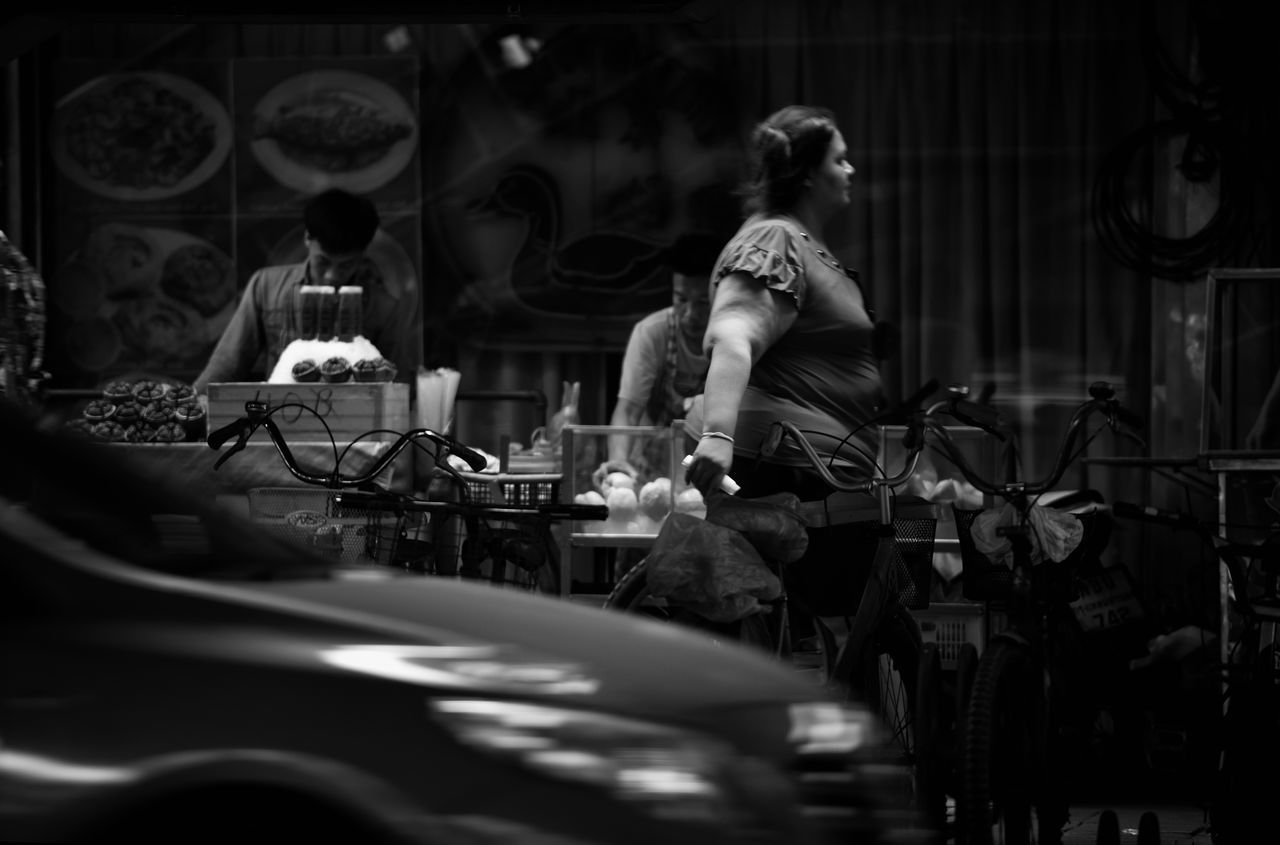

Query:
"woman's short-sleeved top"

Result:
[[686, 214, 883, 476]]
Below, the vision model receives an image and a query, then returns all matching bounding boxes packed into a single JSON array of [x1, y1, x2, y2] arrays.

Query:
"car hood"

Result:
[[7, 495, 826, 726], [246, 574, 824, 717]]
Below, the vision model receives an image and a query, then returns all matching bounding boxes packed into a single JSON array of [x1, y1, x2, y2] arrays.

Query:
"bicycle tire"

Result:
[[1136, 810, 1160, 845], [1210, 667, 1279, 844], [849, 601, 937, 823], [856, 602, 922, 750], [954, 643, 979, 726], [603, 556, 825, 679], [1095, 808, 1120, 845], [958, 638, 1042, 845], [914, 642, 947, 834], [951, 642, 980, 837]]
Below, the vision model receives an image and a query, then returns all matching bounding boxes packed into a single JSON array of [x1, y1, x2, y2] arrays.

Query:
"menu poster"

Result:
[[48, 215, 236, 383], [233, 58, 421, 213], [46, 55, 422, 389], [50, 61, 233, 216]]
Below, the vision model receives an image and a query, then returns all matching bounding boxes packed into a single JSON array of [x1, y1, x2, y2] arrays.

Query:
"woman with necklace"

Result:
[[683, 104, 889, 618]]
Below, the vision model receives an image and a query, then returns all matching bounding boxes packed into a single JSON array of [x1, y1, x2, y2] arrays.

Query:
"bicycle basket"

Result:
[[890, 513, 938, 610], [247, 486, 436, 571], [456, 471, 561, 506], [786, 505, 937, 615], [952, 504, 1103, 603]]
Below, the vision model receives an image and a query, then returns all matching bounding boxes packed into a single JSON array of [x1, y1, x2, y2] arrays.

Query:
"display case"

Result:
[[559, 421, 698, 596], [561, 421, 699, 533]]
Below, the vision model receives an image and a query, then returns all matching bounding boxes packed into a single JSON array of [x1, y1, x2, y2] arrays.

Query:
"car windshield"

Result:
[[0, 398, 336, 581]]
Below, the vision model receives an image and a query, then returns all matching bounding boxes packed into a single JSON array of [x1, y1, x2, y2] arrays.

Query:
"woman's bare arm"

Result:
[[685, 272, 796, 493]]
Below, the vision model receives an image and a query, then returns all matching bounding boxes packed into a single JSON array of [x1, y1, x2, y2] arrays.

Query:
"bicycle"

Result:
[[206, 399, 608, 593], [603, 384, 1013, 836], [1104, 499, 1279, 845], [915, 382, 1145, 845]]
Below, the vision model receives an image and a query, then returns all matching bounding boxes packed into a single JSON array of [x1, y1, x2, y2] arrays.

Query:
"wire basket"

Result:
[[247, 486, 445, 571], [887, 515, 937, 610], [952, 504, 1103, 603], [455, 471, 561, 506]]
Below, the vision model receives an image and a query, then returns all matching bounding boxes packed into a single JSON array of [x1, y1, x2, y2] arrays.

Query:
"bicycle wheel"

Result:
[[914, 642, 947, 833], [849, 601, 947, 828], [1136, 811, 1160, 845], [856, 602, 922, 754], [1211, 663, 1279, 844], [1095, 808, 1119, 845], [951, 642, 980, 836], [954, 643, 979, 726], [958, 638, 1046, 845]]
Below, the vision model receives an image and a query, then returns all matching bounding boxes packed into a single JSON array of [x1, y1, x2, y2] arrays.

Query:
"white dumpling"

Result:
[[605, 486, 639, 522], [638, 477, 673, 521]]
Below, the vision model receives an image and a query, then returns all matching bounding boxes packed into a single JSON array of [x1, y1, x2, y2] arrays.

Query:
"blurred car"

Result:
[[0, 397, 924, 845]]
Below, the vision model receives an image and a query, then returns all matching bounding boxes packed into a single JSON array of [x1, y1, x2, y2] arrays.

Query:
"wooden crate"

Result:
[[207, 382, 410, 444]]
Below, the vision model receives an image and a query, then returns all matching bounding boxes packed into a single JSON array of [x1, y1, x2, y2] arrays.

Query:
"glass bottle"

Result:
[[336, 285, 364, 342], [317, 286, 340, 340], [296, 285, 325, 340]]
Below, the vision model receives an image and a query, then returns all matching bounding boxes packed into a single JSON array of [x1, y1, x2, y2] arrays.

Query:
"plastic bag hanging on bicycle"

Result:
[[704, 489, 809, 563], [969, 501, 1084, 570], [645, 512, 782, 623]]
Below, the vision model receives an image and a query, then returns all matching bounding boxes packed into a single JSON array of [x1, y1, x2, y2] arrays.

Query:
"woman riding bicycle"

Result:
[[684, 103, 896, 619]]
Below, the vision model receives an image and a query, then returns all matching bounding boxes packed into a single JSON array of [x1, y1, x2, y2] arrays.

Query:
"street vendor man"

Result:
[[595, 232, 724, 484], [192, 188, 417, 397]]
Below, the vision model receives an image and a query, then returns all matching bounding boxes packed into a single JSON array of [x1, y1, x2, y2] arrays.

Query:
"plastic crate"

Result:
[[246, 486, 447, 571], [913, 602, 986, 669], [456, 471, 561, 506]]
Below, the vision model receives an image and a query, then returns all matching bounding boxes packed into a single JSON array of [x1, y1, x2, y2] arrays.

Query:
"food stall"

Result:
[[53, 371, 411, 511]]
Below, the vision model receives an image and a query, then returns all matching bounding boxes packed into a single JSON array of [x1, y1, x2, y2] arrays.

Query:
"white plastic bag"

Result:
[[970, 502, 1083, 570]]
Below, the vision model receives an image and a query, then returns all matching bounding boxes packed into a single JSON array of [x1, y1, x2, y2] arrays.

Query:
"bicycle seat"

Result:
[[1037, 488, 1107, 513]]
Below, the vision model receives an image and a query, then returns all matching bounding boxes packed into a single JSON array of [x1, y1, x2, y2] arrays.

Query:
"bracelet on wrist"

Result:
[[700, 430, 735, 444]]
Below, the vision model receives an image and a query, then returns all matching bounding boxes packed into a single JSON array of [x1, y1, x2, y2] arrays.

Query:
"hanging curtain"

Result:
[[718, 0, 1156, 486]]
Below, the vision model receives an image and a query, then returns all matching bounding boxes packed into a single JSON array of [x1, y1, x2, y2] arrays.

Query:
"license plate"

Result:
[[1069, 566, 1146, 632]]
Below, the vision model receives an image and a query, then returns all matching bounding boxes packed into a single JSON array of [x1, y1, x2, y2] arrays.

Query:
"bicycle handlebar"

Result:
[[918, 380, 1145, 500], [333, 488, 608, 522], [206, 400, 487, 487], [761, 380, 1144, 503], [208, 400, 609, 521]]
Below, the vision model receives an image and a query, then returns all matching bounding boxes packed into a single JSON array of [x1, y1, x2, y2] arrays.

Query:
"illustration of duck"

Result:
[[462, 164, 675, 321]]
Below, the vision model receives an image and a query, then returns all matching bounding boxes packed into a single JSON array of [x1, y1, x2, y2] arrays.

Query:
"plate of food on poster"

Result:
[[51, 72, 232, 202], [54, 223, 237, 373], [250, 69, 418, 194]]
